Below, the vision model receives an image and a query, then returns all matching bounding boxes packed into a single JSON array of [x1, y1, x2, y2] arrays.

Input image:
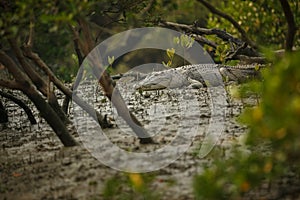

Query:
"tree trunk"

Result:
[[90, 58, 154, 144], [9, 40, 70, 124], [25, 87, 77, 146], [62, 34, 84, 115], [0, 50, 77, 146], [77, 18, 154, 143], [62, 64, 84, 115]]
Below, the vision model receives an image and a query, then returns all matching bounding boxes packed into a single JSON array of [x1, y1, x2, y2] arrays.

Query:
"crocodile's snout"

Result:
[[135, 75, 171, 91], [136, 83, 167, 91]]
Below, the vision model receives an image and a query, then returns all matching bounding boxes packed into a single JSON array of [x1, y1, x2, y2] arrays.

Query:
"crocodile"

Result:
[[134, 64, 263, 91]]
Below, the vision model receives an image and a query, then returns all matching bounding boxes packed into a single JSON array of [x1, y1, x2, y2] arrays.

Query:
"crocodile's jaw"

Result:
[[137, 84, 167, 91]]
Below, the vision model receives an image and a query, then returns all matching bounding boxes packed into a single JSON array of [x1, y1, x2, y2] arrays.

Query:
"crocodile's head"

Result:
[[135, 70, 189, 91]]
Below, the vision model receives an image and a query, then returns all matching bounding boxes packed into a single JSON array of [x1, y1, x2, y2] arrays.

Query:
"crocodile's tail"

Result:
[[219, 66, 262, 82]]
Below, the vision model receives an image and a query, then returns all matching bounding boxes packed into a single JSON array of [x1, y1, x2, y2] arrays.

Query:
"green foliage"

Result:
[[103, 173, 159, 200], [163, 34, 195, 67], [193, 51, 300, 199], [0, 0, 91, 37], [163, 48, 175, 67], [194, 155, 267, 200], [242, 51, 300, 161], [0, 0, 93, 82], [203, 0, 300, 62], [147, 0, 209, 26], [0, 0, 156, 81], [206, 0, 300, 49]]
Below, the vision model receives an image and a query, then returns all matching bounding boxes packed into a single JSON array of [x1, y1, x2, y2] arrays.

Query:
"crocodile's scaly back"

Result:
[[180, 64, 224, 87]]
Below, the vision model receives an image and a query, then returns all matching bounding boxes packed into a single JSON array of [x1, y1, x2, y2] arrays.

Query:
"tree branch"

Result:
[[159, 21, 261, 59], [196, 0, 257, 48], [235, 55, 267, 65], [279, 0, 297, 51], [62, 25, 84, 114], [23, 46, 112, 128], [0, 100, 8, 124], [89, 51, 154, 144], [0, 90, 37, 124], [159, 21, 244, 46], [27, 19, 35, 47], [1, 49, 77, 146], [77, 17, 95, 55], [10, 38, 70, 123], [0, 50, 31, 89], [141, 0, 155, 17], [0, 79, 21, 90], [190, 34, 217, 49], [9, 39, 47, 93]]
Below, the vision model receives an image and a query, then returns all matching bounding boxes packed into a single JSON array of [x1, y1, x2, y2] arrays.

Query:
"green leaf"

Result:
[[166, 48, 175, 59], [162, 61, 172, 67], [173, 36, 180, 44], [255, 65, 260, 71], [108, 55, 115, 65]]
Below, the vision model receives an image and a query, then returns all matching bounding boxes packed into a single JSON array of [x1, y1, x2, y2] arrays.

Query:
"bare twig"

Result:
[[196, 0, 257, 48], [141, 0, 155, 16], [279, 0, 297, 51], [27, 19, 34, 47]]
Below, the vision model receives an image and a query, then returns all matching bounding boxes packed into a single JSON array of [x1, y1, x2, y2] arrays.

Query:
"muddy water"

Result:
[[1, 85, 252, 200]]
